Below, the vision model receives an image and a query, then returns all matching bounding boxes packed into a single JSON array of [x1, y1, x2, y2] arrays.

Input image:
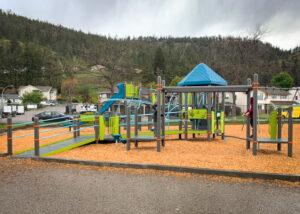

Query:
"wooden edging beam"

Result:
[[20, 156, 300, 182]]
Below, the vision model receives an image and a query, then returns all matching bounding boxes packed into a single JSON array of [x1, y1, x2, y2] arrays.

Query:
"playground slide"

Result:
[[99, 83, 125, 114]]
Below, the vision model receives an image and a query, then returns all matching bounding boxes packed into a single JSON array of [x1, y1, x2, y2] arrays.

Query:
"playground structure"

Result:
[[2, 64, 295, 158]]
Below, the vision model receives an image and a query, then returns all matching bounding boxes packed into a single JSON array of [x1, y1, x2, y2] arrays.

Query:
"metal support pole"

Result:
[[246, 78, 251, 149], [184, 92, 188, 140], [179, 93, 182, 139], [7, 116, 12, 155], [288, 106, 293, 157], [277, 108, 282, 151], [95, 114, 99, 144], [207, 92, 211, 141], [77, 115, 80, 137], [213, 92, 217, 138], [156, 76, 161, 152], [134, 107, 138, 148], [126, 106, 131, 150], [221, 92, 225, 140], [73, 115, 77, 138], [161, 80, 166, 147], [232, 92, 236, 119], [192, 92, 196, 138], [34, 117, 40, 157], [252, 74, 258, 155]]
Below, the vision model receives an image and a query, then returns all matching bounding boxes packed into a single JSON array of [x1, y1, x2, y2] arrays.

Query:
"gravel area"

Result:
[[54, 124, 300, 175], [0, 157, 299, 214]]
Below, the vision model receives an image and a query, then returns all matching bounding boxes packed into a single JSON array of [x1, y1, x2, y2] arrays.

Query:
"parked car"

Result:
[[32, 111, 73, 122], [40, 100, 55, 106]]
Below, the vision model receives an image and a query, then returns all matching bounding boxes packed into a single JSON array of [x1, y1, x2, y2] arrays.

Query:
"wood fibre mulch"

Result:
[[54, 124, 300, 175]]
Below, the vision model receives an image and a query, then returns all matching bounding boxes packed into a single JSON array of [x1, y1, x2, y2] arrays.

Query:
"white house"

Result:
[[18, 85, 57, 101]]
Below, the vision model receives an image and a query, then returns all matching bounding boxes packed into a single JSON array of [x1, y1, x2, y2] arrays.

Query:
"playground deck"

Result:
[[16, 135, 95, 157]]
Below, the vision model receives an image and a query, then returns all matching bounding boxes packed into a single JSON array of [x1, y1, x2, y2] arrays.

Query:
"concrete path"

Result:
[[0, 162, 299, 214], [16, 135, 94, 157]]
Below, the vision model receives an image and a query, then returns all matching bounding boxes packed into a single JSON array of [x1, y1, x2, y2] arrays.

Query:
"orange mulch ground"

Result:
[[0, 126, 94, 154], [53, 124, 300, 175]]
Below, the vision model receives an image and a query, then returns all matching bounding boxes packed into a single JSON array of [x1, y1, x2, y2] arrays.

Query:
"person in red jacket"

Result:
[[243, 97, 253, 137]]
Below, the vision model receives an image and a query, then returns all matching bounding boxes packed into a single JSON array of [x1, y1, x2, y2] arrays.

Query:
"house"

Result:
[[227, 87, 299, 115], [2, 94, 22, 105], [18, 85, 57, 101]]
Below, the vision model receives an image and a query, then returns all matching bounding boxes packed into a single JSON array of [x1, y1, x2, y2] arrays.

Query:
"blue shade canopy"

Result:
[[178, 63, 227, 86]]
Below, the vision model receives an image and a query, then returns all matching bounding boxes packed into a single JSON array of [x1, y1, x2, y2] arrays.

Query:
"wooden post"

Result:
[[277, 108, 282, 151], [34, 117, 40, 157], [126, 106, 131, 150], [221, 92, 225, 140], [246, 78, 251, 149], [252, 74, 258, 155], [207, 92, 211, 141], [161, 80, 166, 147], [184, 92, 188, 140], [179, 93, 183, 139], [288, 106, 293, 157], [134, 107, 138, 147], [7, 116, 12, 155], [156, 76, 161, 152], [95, 114, 99, 144]]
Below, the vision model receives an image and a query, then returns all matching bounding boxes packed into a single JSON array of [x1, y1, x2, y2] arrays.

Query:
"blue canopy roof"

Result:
[[178, 63, 227, 86]]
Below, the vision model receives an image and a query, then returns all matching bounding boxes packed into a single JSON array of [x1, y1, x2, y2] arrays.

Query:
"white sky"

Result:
[[0, 0, 300, 50]]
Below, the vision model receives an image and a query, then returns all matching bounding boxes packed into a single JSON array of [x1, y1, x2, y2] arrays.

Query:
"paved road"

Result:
[[0, 105, 66, 124], [0, 164, 299, 214]]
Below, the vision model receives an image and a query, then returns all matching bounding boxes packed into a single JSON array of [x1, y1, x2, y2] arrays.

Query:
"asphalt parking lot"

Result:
[[0, 159, 299, 214]]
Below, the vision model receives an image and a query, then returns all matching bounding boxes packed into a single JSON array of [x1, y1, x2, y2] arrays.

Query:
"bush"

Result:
[[22, 91, 44, 105], [271, 72, 294, 88]]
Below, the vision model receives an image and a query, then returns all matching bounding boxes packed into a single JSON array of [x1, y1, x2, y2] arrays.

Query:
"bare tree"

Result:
[[98, 41, 129, 94], [251, 24, 270, 41]]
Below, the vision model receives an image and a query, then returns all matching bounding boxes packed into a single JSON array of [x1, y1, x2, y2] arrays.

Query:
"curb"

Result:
[[30, 156, 300, 182]]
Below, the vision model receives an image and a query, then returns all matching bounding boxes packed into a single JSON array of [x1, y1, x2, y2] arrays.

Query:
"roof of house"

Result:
[[3, 94, 21, 99], [259, 87, 290, 96], [178, 63, 227, 86], [18, 85, 55, 92]]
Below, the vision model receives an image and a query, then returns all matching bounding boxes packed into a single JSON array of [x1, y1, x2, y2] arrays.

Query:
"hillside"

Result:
[[0, 9, 299, 94]]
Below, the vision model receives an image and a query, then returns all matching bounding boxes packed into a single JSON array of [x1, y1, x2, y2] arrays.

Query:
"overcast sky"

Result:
[[0, 0, 299, 50]]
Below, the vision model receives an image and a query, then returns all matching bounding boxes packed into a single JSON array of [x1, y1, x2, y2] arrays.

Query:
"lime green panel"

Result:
[[99, 115, 105, 140], [268, 111, 277, 139], [80, 114, 95, 122], [109, 116, 120, 135], [165, 130, 184, 135], [134, 86, 139, 98], [220, 111, 225, 133], [182, 93, 192, 105], [151, 93, 157, 105], [211, 111, 215, 133], [188, 129, 208, 134], [125, 83, 135, 98], [188, 109, 207, 119]]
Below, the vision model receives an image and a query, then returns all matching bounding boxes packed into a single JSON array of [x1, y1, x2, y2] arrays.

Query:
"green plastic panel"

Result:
[[125, 83, 135, 98], [80, 114, 95, 123], [220, 111, 225, 133], [188, 109, 207, 119], [109, 116, 120, 135], [182, 93, 192, 105], [268, 111, 278, 139], [211, 111, 215, 133], [99, 115, 105, 140]]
